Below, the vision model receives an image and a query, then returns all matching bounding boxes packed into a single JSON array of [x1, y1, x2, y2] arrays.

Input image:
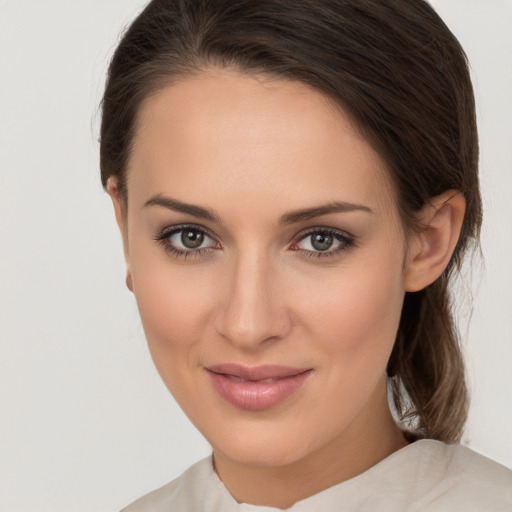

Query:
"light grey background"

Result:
[[0, 1, 511, 510]]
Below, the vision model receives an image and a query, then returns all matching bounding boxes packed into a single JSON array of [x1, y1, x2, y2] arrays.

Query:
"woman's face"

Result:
[[115, 68, 409, 468]]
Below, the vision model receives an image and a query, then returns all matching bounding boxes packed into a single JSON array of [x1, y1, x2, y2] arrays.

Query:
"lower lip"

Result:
[[206, 369, 312, 411]]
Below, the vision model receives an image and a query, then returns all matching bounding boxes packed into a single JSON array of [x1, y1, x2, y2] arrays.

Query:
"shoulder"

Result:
[[321, 439, 512, 511], [119, 456, 224, 512], [405, 439, 512, 511]]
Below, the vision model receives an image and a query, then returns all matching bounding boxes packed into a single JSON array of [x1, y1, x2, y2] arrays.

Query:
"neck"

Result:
[[213, 378, 408, 509]]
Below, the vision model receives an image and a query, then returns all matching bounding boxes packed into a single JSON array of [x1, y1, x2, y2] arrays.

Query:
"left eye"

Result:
[[293, 229, 353, 254]]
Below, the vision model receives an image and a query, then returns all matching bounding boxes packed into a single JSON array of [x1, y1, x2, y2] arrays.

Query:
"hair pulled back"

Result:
[[100, 0, 482, 442]]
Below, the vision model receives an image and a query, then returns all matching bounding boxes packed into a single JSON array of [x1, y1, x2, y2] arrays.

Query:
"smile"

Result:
[[205, 364, 313, 411]]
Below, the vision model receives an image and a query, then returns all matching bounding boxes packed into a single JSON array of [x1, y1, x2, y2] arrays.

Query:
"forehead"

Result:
[[128, 68, 397, 218]]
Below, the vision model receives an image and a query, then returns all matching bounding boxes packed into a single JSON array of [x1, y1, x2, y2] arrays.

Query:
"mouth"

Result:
[[205, 364, 313, 411]]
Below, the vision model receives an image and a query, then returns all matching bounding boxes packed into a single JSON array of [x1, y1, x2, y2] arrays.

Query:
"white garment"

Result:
[[120, 439, 512, 511]]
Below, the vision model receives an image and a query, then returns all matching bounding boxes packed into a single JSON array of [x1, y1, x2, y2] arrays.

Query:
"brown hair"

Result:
[[100, 0, 482, 442]]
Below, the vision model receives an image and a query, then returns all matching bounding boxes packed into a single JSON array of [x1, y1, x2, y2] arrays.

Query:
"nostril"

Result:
[[214, 264, 292, 347]]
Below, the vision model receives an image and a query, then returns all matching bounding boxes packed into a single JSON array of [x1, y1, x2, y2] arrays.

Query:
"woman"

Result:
[[100, 0, 512, 509]]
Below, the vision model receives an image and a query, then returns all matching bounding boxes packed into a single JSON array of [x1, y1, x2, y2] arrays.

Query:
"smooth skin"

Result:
[[108, 68, 465, 508]]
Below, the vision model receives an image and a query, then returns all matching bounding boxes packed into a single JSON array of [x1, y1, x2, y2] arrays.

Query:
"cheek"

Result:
[[297, 255, 405, 367], [129, 247, 217, 366], [131, 263, 220, 411], [286, 254, 405, 435], [138, 280, 195, 339]]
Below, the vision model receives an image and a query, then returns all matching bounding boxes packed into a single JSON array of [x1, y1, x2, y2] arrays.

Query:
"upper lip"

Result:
[[205, 363, 312, 381]]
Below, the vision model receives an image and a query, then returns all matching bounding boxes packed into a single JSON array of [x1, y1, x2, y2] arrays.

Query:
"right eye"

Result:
[[154, 225, 220, 259]]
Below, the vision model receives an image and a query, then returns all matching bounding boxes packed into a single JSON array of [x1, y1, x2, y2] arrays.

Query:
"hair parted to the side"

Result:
[[100, 0, 482, 442]]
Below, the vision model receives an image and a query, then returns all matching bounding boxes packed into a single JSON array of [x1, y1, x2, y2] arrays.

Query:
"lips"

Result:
[[205, 364, 313, 411]]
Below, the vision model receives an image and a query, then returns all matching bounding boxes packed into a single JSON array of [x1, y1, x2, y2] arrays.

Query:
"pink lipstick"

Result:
[[205, 364, 312, 411]]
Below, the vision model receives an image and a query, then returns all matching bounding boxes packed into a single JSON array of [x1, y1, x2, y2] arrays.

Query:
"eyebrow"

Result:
[[279, 201, 373, 224], [144, 194, 222, 222], [143, 194, 374, 225]]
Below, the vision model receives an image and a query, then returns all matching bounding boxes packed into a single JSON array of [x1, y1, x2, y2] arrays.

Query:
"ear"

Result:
[[404, 190, 466, 292], [106, 177, 133, 292]]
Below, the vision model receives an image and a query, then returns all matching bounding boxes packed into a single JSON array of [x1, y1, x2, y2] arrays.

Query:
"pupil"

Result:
[[181, 230, 204, 249], [312, 233, 333, 251]]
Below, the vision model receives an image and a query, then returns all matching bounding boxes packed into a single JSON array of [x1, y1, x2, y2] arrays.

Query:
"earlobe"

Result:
[[106, 177, 132, 292], [404, 190, 466, 292], [126, 273, 133, 292]]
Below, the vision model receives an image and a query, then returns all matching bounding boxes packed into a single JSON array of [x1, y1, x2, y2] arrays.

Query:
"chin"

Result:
[[217, 442, 307, 469], [208, 420, 317, 468]]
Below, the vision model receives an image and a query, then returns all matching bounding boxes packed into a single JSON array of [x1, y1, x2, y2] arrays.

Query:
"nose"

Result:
[[214, 249, 292, 350]]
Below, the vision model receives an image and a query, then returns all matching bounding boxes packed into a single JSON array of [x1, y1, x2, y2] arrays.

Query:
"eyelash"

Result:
[[154, 225, 220, 260], [153, 224, 357, 261], [292, 228, 357, 259]]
